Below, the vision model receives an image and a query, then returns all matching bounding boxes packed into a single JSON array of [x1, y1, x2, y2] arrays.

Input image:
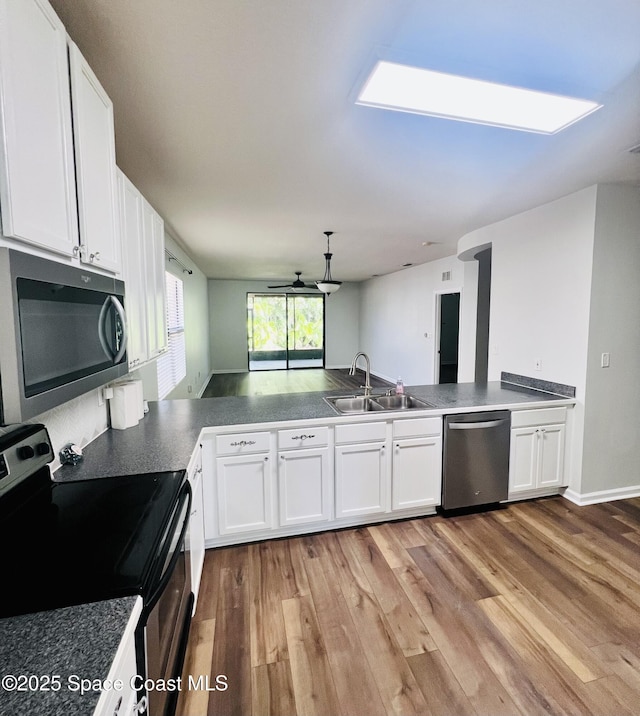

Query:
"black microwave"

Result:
[[0, 249, 128, 423]]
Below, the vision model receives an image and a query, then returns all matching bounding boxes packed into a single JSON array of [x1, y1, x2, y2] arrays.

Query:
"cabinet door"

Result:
[[117, 169, 148, 368], [142, 200, 168, 358], [278, 447, 330, 526], [217, 453, 273, 535], [392, 437, 442, 511], [0, 0, 78, 254], [335, 442, 387, 518], [69, 42, 120, 273], [538, 424, 565, 489], [509, 426, 538, 494], [188, 448, 206, 612]]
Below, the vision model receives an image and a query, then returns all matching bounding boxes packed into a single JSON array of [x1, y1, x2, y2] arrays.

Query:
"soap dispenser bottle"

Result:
[[395, 377, 404, 395]]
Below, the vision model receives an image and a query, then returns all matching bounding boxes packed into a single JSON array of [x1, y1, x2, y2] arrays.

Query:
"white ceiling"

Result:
[[50, 0, 640, 282]]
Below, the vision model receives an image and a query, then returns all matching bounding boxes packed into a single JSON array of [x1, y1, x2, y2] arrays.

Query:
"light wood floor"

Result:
[[201, 368, 393, 398], [177, 496, 640, 716]]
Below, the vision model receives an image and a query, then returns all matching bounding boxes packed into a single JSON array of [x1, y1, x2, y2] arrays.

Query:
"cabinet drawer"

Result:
[[393, 417, 441, 439], [335, 422, 386, 444], [511, 407, 567, 428], [216, 431, 271, 455], [278, 426, 329, 449]]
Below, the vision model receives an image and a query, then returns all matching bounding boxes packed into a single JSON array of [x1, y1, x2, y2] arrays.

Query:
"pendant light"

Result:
[[316, 231, 342, 295]]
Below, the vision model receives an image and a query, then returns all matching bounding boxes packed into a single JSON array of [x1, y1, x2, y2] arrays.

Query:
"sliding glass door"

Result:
[[247, 293, 324, 370]]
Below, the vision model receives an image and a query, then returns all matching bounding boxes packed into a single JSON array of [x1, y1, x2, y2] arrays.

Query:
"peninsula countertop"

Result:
[[0, 597, 139, 716], [55, 380, 573, 482]]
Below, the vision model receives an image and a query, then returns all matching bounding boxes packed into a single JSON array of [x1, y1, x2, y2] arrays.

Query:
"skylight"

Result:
[[356, 61, 602, 134]]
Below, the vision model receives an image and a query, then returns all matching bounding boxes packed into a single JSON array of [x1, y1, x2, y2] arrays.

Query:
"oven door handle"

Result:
[[144, 483, 192, 615]]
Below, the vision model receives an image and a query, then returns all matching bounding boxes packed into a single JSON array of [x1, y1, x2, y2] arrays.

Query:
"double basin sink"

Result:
[[324, 393, 435, 415]]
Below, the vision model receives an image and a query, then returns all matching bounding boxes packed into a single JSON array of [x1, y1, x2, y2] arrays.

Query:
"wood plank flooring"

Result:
[[201, 369, 393, 398], [176, 496, 640, 716]]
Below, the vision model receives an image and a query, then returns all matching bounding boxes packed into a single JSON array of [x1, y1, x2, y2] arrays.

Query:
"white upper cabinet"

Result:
[[68, 41, 121, 274], [142, 199, 168, 358], [0, 0, 121, 274], [0, 0, 78, 255], [117, 168, 148, 368]]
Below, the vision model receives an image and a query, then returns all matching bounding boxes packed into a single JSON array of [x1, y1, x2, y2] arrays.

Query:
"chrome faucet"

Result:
[[349, 351, 372, 396]]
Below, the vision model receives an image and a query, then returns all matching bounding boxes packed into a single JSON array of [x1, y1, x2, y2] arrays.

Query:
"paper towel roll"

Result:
[[129, 379, 144, 419], [110, 382, 141, 430]]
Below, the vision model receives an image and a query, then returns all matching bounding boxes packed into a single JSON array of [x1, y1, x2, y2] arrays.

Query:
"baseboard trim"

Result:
[[196, 371, 215, 398], [563, 485, 640, 506], [210, 368, 246, 374]]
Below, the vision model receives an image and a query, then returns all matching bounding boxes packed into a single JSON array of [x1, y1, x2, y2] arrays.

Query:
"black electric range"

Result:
[[1, 468, 185, 618], [0, 423, 193, 716]]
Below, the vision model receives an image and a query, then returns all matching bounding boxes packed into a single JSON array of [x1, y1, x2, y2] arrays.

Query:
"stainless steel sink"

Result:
[[324, 396, 385, 414], [372, 394, 433, 410], [324, 393, 434, 414]]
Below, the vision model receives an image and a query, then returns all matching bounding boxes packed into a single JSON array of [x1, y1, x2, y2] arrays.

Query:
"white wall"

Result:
[[581, 184, 640, 497], [208, 279, 360, 372], [485, 186, 597, 387], [458, 259, 478, 382], [138, 231, 211, 399], [30, 389, 109, 472], [458, 185, 598, 493], [359, 255, 463, 385]]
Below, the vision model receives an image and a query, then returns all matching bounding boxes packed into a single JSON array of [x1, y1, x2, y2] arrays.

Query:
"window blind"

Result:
[[157, 272, 186, 399]]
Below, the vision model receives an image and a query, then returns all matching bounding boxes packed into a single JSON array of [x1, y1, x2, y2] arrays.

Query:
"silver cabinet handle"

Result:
[[230, 440, 256, 447], [89, 251, 101, 262], [291, 434, 315, 441]]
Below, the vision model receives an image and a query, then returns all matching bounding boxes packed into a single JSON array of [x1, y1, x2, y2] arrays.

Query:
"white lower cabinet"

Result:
[[278, 447, 330, 526], [335, 421, 388, 518], [205, 415, 444, 544], [392, 436, 442, 510], [391, 417, 442, 511], [187, 446, 205, 614], [93, 598, 143, 716], [216, 453, 273, 535], [509, 408, 566, 497]]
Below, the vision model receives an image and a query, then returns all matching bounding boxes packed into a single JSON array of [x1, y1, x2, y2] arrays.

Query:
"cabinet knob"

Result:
[[89, 251, 101, 262]]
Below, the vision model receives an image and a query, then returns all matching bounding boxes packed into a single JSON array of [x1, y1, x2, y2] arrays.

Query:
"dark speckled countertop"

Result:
[[55, 380, 572, 482], [0, 597, 139, 716]]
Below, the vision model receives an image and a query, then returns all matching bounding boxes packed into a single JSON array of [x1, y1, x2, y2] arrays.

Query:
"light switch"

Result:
[[601, 352, 610, 368]]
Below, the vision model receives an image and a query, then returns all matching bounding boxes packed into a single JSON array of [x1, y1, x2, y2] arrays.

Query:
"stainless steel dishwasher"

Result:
[[442, 410, 511, 510]]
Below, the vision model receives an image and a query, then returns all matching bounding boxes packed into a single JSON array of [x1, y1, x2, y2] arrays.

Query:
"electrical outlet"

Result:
[[534, 358, 542, 371], [601, 352, 610, 368]]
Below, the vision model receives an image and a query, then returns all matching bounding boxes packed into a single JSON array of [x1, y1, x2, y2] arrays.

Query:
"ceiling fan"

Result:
[[268, 271, 319, 291]]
